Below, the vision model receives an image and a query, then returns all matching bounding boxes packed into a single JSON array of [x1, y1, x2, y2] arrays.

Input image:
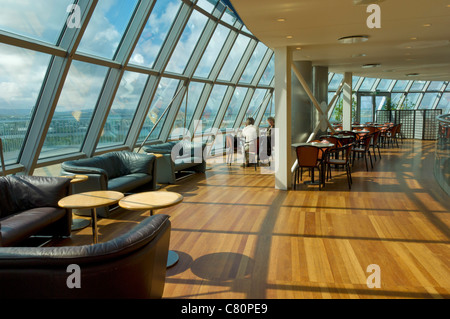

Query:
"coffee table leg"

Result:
[[91, 208, 98, 244]]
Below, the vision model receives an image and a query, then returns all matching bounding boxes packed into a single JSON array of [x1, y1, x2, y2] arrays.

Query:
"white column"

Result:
[[343, 72, 353, 131], [274, 47, 292, 190]]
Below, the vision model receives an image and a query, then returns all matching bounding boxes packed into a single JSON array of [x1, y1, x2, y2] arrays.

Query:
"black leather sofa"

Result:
[[61, 151, 158, 217], [143, 141, 207, 184], [0, 214, 171, 299], [0, 175, 72, 247]]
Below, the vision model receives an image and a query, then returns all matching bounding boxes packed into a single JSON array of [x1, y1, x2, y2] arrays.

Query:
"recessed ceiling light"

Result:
[[410, 37, 417, 40], [406, 73, 419, 76], [423, 23, 432, 27], [362, 63, 381, 68], [296, 47, 302, 50], [338, 35, 369, 44], [286, 35, 293, 39], [352, 53, 367, 58], [277, 18, 286, 22]]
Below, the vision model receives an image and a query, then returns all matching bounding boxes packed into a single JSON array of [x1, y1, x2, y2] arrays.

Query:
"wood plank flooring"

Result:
[[54, 139, 450, 299]]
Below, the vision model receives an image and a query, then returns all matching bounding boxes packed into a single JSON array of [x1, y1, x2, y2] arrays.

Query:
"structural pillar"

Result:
[[313, 66, 329, 137], [274, 47, 292, 190], [343, 72, 353, 131]]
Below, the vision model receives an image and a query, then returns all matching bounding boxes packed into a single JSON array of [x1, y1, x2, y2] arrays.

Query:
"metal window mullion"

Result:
[[153, 2, 194, 73], [83, 0, 156, 156], [159, 80, 188, 141], [233, 87, 254, 128], [251, 49, 273, 87], [184, 18, 218, 78], [255, 89, 273, 126], [212, 85, 235, 130], [125, 75, 160, 148], [209, 30, 238, 81], [189, 83, 213, 136], [19, 0, 98, 174]]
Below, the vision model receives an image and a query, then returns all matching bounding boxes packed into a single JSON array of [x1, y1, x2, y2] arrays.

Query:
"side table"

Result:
[[118, 191, 183, 267]]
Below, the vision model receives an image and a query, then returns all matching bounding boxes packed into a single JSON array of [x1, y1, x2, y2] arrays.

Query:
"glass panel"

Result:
[[194, 24, 230, 78], [427, 81, 444, 91], [391, 93, 404, 108], [217, 34, 250, 81], [40, 61, 109, 159], [239, 42, 268, 83], [221, 87, 248, 129], [329, 73, 343, 90], [138, 77, 180, 142], [436, 93, 450, 114], [221, 8, 237, 25], [393, 80, 409, 91], [360, 95, 374, 123], [0, 0, 73, 45], [376, 79, 392, 91], [244, 89, 267, 122], [352, 76, 361, 90], [375, 95, 388, 111], [97, 71, 148, 148], [129, 0, 181, 69], [359, 78, 377, 91], [77, 0, 139, 60], [410, 80, 427, 91], [401, 93, 421, 109], [0, 44, 51, 164], [418, 93, 438, 109], [258, 55, 274, 86], [261, 94, 275, 126], [196, 0, 217, 13], [170, 81, 205, 139], [165, 10, 208, 74], [200, 84, 227, 131]]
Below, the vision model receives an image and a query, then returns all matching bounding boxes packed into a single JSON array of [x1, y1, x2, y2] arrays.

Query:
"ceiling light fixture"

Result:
[[352, 53, 367, 58], [423, 23, 432, 27], [286, 35, 293, 39], [338, 35, 369, 44], [406, 73, 419, 76], [276, 18, 286, 22], [362, 63, 381, 68]]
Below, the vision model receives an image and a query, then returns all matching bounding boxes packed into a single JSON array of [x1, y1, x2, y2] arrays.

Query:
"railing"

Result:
[[434, 113, 450, 196]]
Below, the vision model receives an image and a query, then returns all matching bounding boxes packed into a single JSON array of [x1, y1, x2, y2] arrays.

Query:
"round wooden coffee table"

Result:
[[58, 190, 124, 244], [119, 191, 184, 267]]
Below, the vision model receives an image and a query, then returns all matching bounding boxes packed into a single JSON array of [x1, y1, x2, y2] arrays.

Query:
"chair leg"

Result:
[[368, 150, 373, 168], [346, 165, 351, 189]]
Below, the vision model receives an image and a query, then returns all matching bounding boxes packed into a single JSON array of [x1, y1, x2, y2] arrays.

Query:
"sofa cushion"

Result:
[[108, 173, 153, 193], [0, 207, 66, 247], [0, 176, 70, 218]]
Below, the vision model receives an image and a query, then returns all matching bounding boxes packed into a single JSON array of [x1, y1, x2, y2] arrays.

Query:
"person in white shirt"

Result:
[[241, 117, 258, 167]]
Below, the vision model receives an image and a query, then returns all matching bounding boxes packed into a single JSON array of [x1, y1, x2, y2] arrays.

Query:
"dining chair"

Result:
[[370, 130, 382, 160], [294, 145, 324, 190], [325, 143, 353, 189], [352, 133, 374, 171]]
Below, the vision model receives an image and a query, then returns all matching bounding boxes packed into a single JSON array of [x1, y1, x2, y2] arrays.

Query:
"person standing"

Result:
[[241, 117, 258, 167]]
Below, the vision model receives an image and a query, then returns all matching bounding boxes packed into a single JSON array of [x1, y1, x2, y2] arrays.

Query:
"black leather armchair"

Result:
[[61, 151, 157, 217], [0, 214, 171, 299], [0, 175, 72, 247]]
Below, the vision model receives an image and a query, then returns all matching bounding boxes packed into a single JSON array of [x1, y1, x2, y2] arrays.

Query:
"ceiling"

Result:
[[230, 0, 450, 81]]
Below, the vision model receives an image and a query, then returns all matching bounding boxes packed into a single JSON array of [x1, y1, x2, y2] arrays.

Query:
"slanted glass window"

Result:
[[97, 71, 148, 148], [402, 93, 421, 109], [359, 78, 377, 91], [329, 73, 343, 90], [352, 76, 361, 90], [0, 44, 51, 164], [221, 7, 237, 25], [239, 42, 268, 84], [200, 84, 227, 131], [391, 93, 404, 108], [261, 93, 275, 125], [427, 81, 444, 91], [393, 80, 409, 91], [129, 0, 181, 69], [410, 81, 427, 91], [196, 0, 217, 13], [244, 89, 267, 122], [376, 79, 392, 91], [170, 81, 205, 139], [217, 33, 250, 81], [138, 77, 181, 142], [418, 93, 438, 109], [165, 10, 208, 74], [40, 61, 109, 159], [194, 24, 230, 78], [258, 55, 274, 86], [436, 93, 450, 114], [77, 0, 139, 60], [221, 87, 248, 129], [0, 0, 73, 45]]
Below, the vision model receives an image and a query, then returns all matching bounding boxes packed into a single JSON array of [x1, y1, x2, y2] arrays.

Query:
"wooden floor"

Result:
[[55, 139, 450, 299]]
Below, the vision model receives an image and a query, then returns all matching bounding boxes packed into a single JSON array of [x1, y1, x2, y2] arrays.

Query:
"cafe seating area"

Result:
[[292, 122, 402, 191]]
